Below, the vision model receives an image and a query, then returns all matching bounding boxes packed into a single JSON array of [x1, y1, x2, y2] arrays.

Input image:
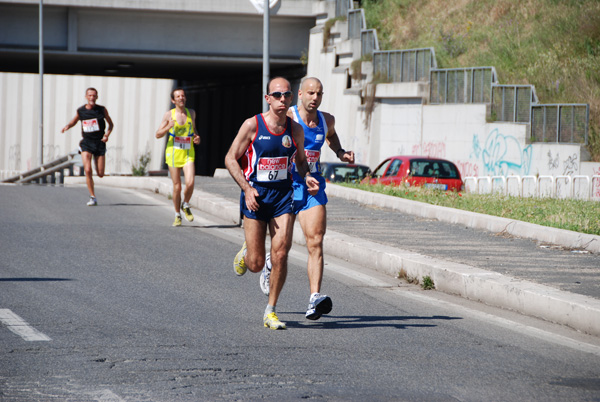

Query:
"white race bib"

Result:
[[82, 118, 100, 133], [173, 136, 191, 150], [257, 156, 288, 181], [296, 150, 320, 173]]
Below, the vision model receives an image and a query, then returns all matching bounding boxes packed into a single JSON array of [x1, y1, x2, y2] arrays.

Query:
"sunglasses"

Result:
[[268, 91, 293, 99]]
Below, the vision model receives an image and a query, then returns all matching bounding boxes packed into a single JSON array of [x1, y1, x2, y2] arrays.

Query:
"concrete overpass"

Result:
[[0, 0, 333, 175], [0, 0, 331, 80]]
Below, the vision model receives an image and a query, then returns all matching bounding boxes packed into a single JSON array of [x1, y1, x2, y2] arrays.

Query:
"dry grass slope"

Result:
[[361, 0, 600, 161]]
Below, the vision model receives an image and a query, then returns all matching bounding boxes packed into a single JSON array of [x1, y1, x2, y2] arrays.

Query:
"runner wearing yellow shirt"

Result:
[[156, 88, 201, 226]]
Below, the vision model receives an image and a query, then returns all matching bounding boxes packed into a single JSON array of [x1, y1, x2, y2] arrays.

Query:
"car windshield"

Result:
[[330, 165, 370, 182], [409, 159, 459, 179], [372, 160, 391, 178]]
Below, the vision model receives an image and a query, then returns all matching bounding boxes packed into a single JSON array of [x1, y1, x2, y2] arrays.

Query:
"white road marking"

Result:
[[0, 309, 51, 341], [397, 290, 600, 357], [85, 389, 125, 401]]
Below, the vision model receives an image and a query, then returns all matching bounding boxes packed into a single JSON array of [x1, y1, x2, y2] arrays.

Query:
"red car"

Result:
[[365, 156, 464, 191]]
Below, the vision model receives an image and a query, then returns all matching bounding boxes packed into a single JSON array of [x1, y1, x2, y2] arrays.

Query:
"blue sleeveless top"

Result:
[[290, 105, 328, 176], [242, 114, 296, 188]]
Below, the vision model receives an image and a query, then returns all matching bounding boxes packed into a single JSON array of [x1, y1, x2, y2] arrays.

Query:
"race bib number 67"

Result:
[[257, 156, 288, 181]]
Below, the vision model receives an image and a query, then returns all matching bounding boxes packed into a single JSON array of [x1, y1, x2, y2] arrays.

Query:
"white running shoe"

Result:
[[259, 253, 272, 296], [86, 197, 97, 206], [305, 293, 332, 320]]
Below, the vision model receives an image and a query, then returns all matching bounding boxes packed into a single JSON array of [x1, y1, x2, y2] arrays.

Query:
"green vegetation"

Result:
[[131, 151, 151, 176], [345, 183, 600, 236], [421, 276, 435, 290], [360, 0, 600, 161]]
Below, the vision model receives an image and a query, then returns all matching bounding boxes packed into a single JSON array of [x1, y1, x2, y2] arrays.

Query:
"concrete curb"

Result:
[[65, 176, 600, 336]]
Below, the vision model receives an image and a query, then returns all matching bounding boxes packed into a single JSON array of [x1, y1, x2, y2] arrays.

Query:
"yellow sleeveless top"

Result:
[[165, 108, 195, 168]]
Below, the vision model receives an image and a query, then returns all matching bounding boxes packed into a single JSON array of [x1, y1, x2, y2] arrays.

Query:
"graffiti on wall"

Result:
[[106, 146, 124, 173], [43, 145, 62, 163], [547, 150, 559, 171], [562, 154, 578, 176], [8, 145, 21, 170], [594, 168, 600, 198], [480, 128, 532, 176], [412, 141, 446, 158], [455, 160, 479, 177]]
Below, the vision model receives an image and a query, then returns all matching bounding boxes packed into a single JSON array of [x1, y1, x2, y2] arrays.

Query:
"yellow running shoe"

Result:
[[173, 215, 182, 227], [233, 241, 247, 276], [181, 202, 194, 222], [263, 312, 286, 330]]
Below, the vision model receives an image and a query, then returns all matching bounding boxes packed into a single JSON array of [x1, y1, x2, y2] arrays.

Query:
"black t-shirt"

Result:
[[77, 104, 106, 141]]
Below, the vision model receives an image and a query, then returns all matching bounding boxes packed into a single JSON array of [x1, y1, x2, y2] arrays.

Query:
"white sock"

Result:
[[182, 202, 190, 208], [265, 305, 275, 315]]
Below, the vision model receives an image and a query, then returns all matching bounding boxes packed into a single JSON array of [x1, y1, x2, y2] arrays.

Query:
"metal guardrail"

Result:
[[373, 48, 436, 83], [360, 29, 378, 58], [531, 104, 589, 145], [2, 152, 83, 184], [335, 0, 353, 17], [491, 85, 538, 123], [430, 67, 497, 104], [347, 9, 365, 39], [464, 175, 600, 200]]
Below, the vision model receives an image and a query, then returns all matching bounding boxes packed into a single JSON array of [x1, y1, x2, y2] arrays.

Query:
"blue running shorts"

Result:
[[292, 173, 328, 214], [240, 183, 294, 222]]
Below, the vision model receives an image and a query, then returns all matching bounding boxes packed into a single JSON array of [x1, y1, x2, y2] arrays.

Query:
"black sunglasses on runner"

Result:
[[268, 91, 293, 99]]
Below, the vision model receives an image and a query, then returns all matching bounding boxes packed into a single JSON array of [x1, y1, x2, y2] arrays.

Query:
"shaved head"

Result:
[[301, 77, 322, 91]]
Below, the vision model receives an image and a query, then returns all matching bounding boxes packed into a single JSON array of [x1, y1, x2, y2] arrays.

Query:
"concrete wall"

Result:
[[0, 72, 173, 174]]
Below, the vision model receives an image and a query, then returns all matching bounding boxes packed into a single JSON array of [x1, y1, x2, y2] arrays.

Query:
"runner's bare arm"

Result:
[[291, 120, 320, 195], [102, 109, 114, 143], [190, 109, 201, 145], [324, 113, 355, 163], [62, 115, 79, 133], [225, 117, 261, 211], [155, 110, 175, 139]]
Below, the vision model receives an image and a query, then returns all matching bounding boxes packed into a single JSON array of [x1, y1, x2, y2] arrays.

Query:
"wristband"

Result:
[[336, 148, 346, 158]]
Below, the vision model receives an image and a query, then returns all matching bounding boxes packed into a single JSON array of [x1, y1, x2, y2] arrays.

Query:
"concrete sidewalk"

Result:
[[64, 175, 600, 337]]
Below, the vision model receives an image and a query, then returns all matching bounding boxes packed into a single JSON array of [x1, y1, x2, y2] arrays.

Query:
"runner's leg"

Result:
[[268, 213, 294, 308], [168, 166, 182, 213], [243, 218, 268, 273], [182, 161, 195, 204], [95, 155, 105, 178], [81, 151, 95, 198], [297, 205, 327, 294]]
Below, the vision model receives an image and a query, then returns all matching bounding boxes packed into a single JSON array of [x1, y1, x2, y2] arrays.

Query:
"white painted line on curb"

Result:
[[0, 309, 51, 341]]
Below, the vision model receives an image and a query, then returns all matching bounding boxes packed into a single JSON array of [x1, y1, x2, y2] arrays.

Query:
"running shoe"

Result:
[[233, 241, 247, 276], [259, 253, 272, 296], [305, 293, 332, 320], [172, 215, 182, 227], [263, 312, 286, 330], [86, 197, 97, 206], [181, 202, 194, 222]]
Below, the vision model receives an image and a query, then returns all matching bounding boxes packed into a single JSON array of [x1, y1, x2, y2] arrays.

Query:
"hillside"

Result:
[[361, 0, 600, 161]]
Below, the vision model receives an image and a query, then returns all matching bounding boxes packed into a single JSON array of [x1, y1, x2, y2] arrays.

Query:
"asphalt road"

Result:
[[1, 184, 600, 401]]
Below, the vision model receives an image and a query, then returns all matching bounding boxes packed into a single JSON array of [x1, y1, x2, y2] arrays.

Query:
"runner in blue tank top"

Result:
[[225, 77, 319, 330], [259, 77, 355, 321]]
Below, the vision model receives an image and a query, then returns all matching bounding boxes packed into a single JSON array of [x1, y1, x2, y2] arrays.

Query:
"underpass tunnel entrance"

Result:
[[169, 66, 306, 177]]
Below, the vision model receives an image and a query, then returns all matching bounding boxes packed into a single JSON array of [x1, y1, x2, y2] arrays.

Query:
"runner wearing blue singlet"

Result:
[[225, 77, 319, 330], [259, 77, 355, 321]]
